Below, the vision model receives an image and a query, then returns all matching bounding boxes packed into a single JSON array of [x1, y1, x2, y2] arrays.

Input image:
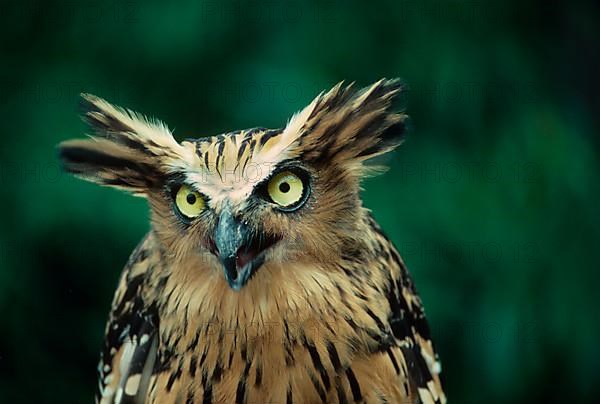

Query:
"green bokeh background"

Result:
[[1, 0, 599, 402]]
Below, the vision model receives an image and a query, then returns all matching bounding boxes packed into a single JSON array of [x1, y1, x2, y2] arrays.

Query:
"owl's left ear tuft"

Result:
[[285, 79, 408, 171]]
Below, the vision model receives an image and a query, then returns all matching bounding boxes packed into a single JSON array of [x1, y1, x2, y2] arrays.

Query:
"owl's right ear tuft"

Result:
[[58, 94, 194, 195], [58, 138, 162, 195]]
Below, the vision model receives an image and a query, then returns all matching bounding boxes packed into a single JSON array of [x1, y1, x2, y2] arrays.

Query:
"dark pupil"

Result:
[[279, 182, 290, 193], [186, 193, 197, 205]]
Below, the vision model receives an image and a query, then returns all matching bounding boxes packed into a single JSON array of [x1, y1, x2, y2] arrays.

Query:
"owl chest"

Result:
[[149, 330, 342, 403]]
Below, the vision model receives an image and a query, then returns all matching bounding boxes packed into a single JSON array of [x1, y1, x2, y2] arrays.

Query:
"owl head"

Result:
[[59, 79, 407, 294]]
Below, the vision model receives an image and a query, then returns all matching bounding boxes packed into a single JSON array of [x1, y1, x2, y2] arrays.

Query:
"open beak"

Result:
[[211, 208, 279, 290]]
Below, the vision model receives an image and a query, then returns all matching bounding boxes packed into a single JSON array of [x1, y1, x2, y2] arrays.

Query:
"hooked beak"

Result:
[[211, 208, 279, 290]]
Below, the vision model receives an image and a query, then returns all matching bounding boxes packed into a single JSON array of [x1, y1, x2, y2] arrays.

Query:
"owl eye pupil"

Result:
[[186, 193, 197, 204], [279, 182, 290, 193]]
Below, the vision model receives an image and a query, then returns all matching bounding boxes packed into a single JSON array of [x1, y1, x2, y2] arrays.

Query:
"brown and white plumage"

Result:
[[59, 79, 446, 403]]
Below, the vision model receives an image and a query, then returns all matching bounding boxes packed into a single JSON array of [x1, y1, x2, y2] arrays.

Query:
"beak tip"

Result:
[[224, 272, 244, 291], [229, 282, 243, 292]]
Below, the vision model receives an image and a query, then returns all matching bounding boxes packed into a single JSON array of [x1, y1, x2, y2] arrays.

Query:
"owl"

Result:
[[59, 79, 445, 404]]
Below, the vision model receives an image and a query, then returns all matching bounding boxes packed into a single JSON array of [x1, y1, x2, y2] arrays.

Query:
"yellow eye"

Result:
[[175, 185, 205, 219], [267, 171, 306, 209]]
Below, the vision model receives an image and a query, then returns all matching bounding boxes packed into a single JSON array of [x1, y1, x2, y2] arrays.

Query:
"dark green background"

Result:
[[1, 0, 599, 402]]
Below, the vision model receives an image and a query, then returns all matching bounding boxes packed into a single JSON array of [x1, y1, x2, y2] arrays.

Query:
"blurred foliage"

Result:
[[0, 0, 599, 402]]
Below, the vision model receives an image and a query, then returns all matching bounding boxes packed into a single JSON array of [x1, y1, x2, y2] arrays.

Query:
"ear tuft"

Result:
[[80, 93, 136, 136], [58, 138, 160, 194], [285, 78, 409, 170], [78, 93, 174, 153], [58, 94, 195, 195]]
